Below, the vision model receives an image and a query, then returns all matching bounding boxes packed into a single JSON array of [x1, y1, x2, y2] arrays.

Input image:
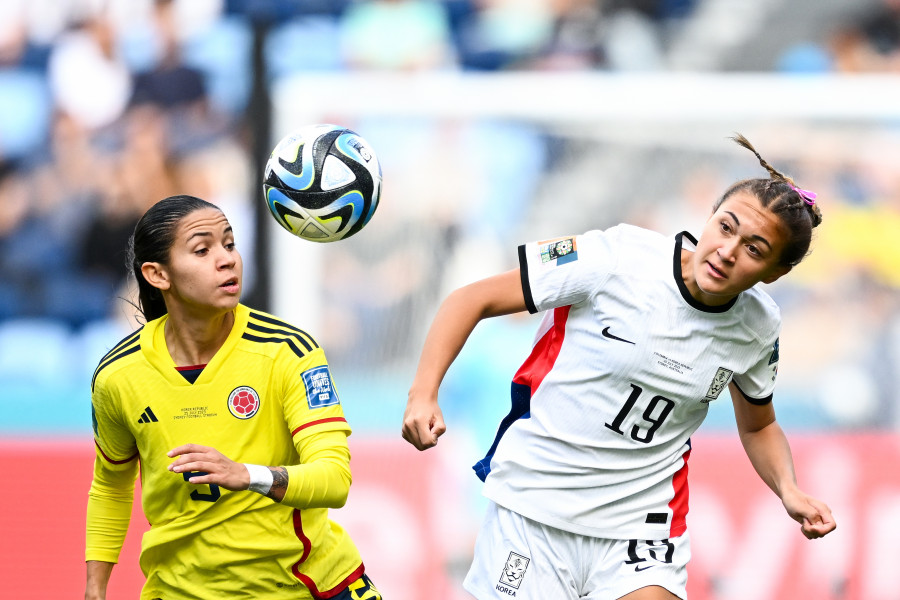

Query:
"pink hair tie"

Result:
[[789, 183, 817, 206]]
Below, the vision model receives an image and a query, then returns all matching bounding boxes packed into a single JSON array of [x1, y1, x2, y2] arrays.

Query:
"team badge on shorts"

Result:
[[539, 237, 578, 266], [227, 386, 261, 419], [499, 551, 530, 589], [702, 367, 733, 403]]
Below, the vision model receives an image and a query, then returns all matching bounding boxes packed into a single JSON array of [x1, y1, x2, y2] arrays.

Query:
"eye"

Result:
[[225, 241, 236, 251], [719, 221, 732, 233], [194, 247, 208, 256], [746, 244, 761, 257]]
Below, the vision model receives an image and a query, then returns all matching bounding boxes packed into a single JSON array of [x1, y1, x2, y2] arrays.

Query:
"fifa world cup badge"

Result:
[[539, 237, 578, 266]]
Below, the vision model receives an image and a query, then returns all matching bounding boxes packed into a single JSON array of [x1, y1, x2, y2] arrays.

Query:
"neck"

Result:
[[680, 248, 736, 307], [164, 308, 235, 366]]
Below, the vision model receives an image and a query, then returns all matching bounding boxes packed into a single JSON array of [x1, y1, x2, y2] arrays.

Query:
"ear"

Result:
[[140, 262, 171, 291], [761, 264, 791, 284]]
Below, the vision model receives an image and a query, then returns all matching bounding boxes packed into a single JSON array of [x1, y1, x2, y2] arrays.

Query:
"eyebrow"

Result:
[[186, 225, 233, 243], [723, 211, 772, 250]]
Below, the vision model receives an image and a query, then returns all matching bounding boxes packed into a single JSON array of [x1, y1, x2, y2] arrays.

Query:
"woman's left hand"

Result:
[[781, 488, 837, 540], [167, 443, 250, 491]]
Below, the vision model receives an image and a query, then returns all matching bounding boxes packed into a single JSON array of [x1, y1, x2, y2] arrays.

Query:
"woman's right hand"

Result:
[[401, 269, 526, 451], [401, 391, 446, 451]]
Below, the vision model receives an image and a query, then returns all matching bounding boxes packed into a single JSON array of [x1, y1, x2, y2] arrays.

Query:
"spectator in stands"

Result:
[[339, 0, 457, 70], [47, 10, 132, 131], [823, 0, 900, 72]]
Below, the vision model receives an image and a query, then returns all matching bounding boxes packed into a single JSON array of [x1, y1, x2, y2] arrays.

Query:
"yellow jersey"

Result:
[[87, 304, 365, 599]]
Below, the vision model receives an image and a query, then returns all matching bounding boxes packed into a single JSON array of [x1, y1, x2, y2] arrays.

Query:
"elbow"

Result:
[[331, 469, 352, 508], [332, 491, 349, 509]]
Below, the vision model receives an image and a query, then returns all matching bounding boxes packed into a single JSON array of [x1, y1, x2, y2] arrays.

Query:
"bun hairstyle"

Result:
[[714, 134, 823, 267]]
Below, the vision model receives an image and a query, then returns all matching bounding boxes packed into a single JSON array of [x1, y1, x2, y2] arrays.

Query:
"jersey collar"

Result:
[[141, 304, 250, 385], [673, 231, 738, 314]]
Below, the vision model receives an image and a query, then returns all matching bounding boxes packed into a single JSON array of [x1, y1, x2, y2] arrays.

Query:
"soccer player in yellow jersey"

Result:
[[85, 195, 382, 600]]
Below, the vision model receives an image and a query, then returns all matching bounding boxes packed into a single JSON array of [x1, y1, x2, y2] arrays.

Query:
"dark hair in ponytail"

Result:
[[714, 134, 824, 267], [127, 195, 221, 322]]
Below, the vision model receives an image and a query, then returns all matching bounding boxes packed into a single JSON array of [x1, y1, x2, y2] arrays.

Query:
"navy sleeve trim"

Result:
[[248, 311, 319, 349], [518, 244, 537, 314], [246, 321, 314, 352], [242, 333, 309, 360], [733, 380, 773, 406], [91, 343, 141, 392]]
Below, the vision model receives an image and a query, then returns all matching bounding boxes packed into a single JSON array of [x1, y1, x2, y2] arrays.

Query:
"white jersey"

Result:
[[476, 224, 781, 540]]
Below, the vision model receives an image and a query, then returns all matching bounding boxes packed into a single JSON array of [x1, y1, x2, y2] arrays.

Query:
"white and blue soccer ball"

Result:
[[263, 124, 382, 243]]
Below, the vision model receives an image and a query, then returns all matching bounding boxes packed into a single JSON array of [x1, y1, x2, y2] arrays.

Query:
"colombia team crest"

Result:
[[227, 386, 261, 419]]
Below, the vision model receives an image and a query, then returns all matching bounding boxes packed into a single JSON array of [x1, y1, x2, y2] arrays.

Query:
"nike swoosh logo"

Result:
[[634, 564, 654, 572], [602, 326, 635, 345]]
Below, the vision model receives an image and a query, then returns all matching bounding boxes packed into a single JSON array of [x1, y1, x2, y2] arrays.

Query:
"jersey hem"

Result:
[[732, 380, 773, 405], [484, 493, 679, 540]]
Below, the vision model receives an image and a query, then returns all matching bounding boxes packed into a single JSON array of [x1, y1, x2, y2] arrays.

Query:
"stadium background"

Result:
[[1, 0, 898, 598]]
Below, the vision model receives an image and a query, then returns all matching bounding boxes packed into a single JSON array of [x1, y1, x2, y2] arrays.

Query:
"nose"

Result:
[[216, 246, 237, 269], [718, 237, 740, 263]]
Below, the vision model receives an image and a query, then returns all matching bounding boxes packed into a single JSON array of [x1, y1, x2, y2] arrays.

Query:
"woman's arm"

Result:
[[730, 382, 836, 539], [401, 268, 527, 451], [85, 453, 138, 600], [166, 430, 352, 508], [85, 560, 114, 600]]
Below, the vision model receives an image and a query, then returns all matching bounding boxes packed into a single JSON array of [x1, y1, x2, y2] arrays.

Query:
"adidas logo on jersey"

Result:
[[138, 407, 159, 423]]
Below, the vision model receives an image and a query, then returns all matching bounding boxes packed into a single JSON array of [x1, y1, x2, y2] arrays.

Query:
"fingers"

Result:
[[797, 498, 837, 540], [401, 414, 446, 451], [167, 443, 211, 458], [166, 445, 247, 491], [801, 512, 836, 539], [166, 444, 224, 475]]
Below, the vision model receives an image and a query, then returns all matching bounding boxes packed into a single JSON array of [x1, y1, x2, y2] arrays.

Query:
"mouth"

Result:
[[220, 278, 240, 293], [706, 261, 727, 280]]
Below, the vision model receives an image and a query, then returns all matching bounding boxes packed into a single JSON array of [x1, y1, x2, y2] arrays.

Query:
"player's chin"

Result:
[[209, 294, 241, 316]]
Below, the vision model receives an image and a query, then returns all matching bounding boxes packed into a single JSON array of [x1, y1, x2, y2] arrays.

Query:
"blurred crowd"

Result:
[[0, 0, 702, 328], [0, 0, 898, 434]]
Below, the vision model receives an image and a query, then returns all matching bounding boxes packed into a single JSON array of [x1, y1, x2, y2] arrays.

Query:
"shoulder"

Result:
[[91, 325, 145, 393], [583, 224, 667, 251], [579, 224, 669, 269], [736, 285, 782, 341], [240, 307, 323, 363]]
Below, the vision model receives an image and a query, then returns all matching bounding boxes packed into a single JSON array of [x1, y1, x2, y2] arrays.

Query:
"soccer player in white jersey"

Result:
[[85, 196, 381, 600], [402, 135, 836, 600]]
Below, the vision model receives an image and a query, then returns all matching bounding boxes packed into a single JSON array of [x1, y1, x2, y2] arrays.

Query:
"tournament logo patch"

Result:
[[302, 365, 339, 409], [227, 386, 261, 419], [498, 551, 530, 590], [539, 237, 577, 265], [703, 367, 733, 403]]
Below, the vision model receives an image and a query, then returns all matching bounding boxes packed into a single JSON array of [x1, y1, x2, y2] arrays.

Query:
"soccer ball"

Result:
[[263, 124, 382, 242]]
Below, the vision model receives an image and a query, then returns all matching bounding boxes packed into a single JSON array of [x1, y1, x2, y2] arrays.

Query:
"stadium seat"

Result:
[[182, 16, 253, 115], [265, 16, 344, 78], [0, 318, 75, 385], [0, 69, 52, 159]]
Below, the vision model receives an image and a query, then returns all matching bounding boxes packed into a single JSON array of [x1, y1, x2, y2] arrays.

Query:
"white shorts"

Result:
[[463, 501, 689, 600]]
